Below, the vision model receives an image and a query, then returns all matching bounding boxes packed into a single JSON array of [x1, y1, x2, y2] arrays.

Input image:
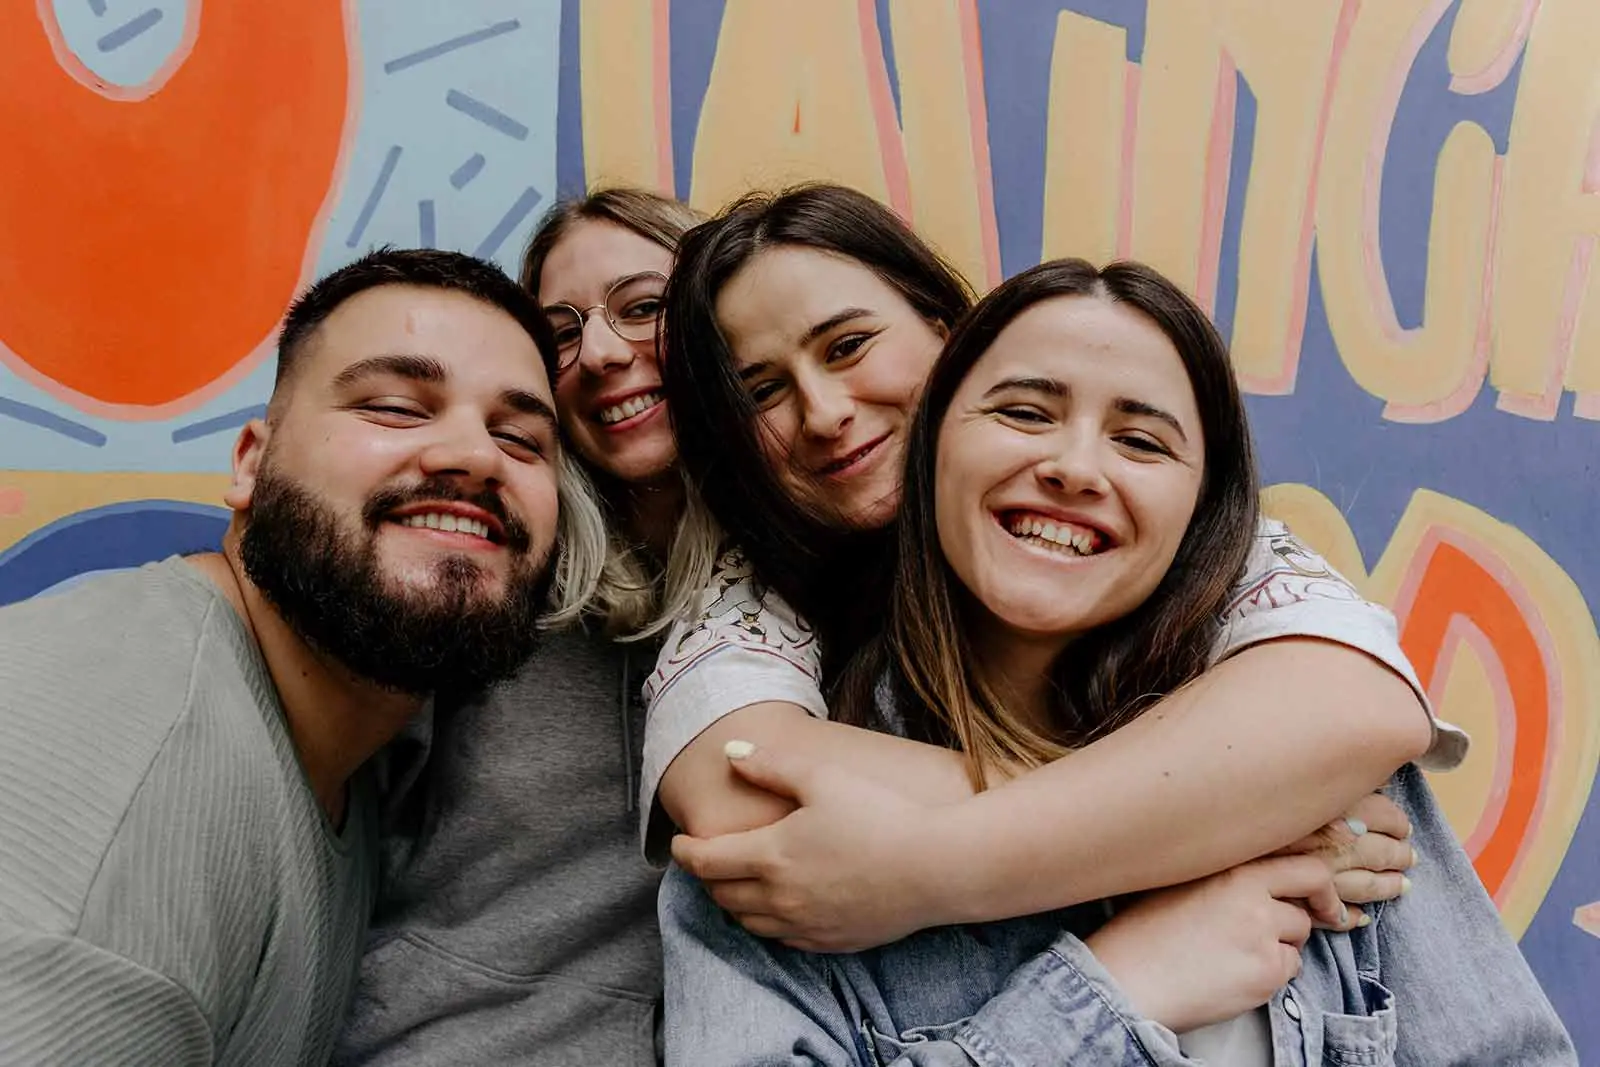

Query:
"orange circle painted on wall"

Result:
[[0, 2, 352, 412]]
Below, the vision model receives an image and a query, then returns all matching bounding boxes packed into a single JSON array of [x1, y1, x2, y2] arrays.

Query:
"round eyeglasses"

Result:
[[543, 270, 668, 373]]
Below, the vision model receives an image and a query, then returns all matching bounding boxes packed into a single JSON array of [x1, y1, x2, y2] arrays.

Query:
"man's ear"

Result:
[[223, 418, 271, 512]]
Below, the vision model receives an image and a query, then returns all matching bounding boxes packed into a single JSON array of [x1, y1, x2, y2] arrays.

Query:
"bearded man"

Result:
[[0, 248, 598, 1067]]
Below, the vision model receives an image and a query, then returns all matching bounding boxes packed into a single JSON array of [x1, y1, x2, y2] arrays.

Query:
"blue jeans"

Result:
[[659, 766, 1576, 1065]]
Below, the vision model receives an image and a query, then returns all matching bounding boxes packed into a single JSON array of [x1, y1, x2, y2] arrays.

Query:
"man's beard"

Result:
[[239, 463, 551, 697]]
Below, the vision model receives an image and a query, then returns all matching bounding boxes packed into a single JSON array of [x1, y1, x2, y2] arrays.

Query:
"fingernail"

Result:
[[1400, 876, 1413, 896], [724, 739, 757, 760], [1410, 847, 1420, 868], [1340, 903, 1350, 927], [1345, 818, 1368, 837], [1357, 912, 1372, 928]]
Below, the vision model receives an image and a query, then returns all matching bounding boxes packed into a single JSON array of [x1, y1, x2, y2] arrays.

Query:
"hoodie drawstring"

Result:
[[620, 646, 638, 815]]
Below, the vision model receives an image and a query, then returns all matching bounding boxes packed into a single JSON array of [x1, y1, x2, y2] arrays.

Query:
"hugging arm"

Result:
[[663, 637, 1428, 948], [919, 635, 1429, 926], [652, 532, 1435, 948]]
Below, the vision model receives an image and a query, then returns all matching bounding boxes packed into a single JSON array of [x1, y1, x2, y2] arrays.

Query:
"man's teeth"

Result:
[[1006, 515, 1098, 556], [599, 391, 664, 425], [398, 513, 492, 540]]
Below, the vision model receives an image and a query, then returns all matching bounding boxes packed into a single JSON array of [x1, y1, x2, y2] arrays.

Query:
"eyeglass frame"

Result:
[[542, 270, 669, 374]]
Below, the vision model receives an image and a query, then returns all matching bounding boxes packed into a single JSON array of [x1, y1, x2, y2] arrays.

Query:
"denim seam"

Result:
[[956, 945, 1165, 1067]]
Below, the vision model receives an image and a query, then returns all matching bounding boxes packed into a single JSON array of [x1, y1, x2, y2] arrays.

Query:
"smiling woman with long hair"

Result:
[[639, 184, 1466, 959], [657, 258, 1574, 1065]]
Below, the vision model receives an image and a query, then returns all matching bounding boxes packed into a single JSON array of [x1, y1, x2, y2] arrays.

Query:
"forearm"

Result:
[[659, 702, 973, 839], [930, 639, 1432, 926]]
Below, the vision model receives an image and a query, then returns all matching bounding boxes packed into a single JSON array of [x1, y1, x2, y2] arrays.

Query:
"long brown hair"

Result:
[[660, 183, 974, 677], [518, 186, 716, 637], [839, 259, 1259, 783]]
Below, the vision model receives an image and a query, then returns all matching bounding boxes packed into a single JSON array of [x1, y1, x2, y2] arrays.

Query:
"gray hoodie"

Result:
[[335, 624, 662, 1066]]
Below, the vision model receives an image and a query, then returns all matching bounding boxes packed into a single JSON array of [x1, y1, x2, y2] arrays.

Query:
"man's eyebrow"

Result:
[[501, 389, 558, 428], [333, 354, 556, 427], [331, 354, 448, 389]]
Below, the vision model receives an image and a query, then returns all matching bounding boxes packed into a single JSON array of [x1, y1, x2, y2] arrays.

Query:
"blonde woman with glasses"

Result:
[[337, 188, 716, 1067]]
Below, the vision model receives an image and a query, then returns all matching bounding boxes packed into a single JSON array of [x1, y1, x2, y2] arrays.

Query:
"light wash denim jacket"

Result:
[[660, 763, 1576, 1065]]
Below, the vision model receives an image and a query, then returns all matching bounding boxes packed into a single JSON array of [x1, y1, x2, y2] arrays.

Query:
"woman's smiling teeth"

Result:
[[1005, 513, 1102, 556], [598, 391, 663, 425], [398, 513, 493, 540]]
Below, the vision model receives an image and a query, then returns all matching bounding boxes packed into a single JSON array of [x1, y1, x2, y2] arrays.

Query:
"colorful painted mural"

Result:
[[2, 0, 1596, 1052]]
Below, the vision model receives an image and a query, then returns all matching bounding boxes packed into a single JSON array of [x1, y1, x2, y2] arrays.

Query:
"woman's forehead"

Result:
[[961, 298, 1194, 403], [718, 247, 910, 357]]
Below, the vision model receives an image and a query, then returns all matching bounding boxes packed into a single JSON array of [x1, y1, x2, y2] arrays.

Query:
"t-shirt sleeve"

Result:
[[0, 923, 213, 1067], [1212, 517, 1469, 771], [639, 547, 827, 862]]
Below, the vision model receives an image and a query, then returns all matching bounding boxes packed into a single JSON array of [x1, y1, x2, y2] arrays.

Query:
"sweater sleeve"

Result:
[[0, 922, 214, 1067]]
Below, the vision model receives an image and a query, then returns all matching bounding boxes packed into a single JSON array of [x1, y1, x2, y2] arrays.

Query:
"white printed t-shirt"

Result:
[[640, 517, 1469, 861]]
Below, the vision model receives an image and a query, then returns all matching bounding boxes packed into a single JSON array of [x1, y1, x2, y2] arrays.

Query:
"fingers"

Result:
[[1339, 828, 1417, 876], [1346, 791, 1411, 841], [1252, 854, 1337, 901], [670, 828, 769, 882], [1317, 793, 1413, 857], [706, 877, 774, 915], [721, 739, 816, 804], [1333, 868, 1413, 905], [1272, 898, 1314, 948], [1299, 874, 1348, 931], [1247, 855, 1347, 929], [1274, 941, 1306, 985], [731, 911, 789, 941]]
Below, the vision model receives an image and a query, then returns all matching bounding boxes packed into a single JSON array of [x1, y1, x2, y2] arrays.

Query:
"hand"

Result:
[[1277, 791, 1416, 926], [1086, 855, 1334, 1033], [670, 740, 942, 952]]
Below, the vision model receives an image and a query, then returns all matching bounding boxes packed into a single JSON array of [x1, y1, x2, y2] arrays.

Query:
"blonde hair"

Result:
[[521, 186, 717, 637], [540, 450, 609, 629]]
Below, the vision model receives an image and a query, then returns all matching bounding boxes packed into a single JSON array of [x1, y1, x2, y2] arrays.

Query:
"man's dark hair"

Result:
[[274, 247, 558, 395]]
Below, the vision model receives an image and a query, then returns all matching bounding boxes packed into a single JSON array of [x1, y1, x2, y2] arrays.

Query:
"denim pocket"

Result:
[[1318, 974, 1398, 1066], [862, 1018, 971, 1065]]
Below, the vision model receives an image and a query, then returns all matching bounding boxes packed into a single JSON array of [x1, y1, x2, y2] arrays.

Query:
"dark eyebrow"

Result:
[[982, 376, 1189, 443], [332, 354, 447, 389], [501, 389, 558, 429], [1114, 398, 1188, 443], [334, 353, 556, 429], [799, 307, 875, 348], [737, 308, 877, 381], [982, 375, 1068, 399]]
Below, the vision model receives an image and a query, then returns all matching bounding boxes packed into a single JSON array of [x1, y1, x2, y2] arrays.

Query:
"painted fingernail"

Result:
[[724, 739, 757, 760], [1400, 876, 1414, 896], [1345, 818, 1368, 837], [1357, 912, 1372, 927]]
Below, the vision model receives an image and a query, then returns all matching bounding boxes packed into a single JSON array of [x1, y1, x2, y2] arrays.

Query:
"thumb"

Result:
[[722, 739, 815, 803]]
